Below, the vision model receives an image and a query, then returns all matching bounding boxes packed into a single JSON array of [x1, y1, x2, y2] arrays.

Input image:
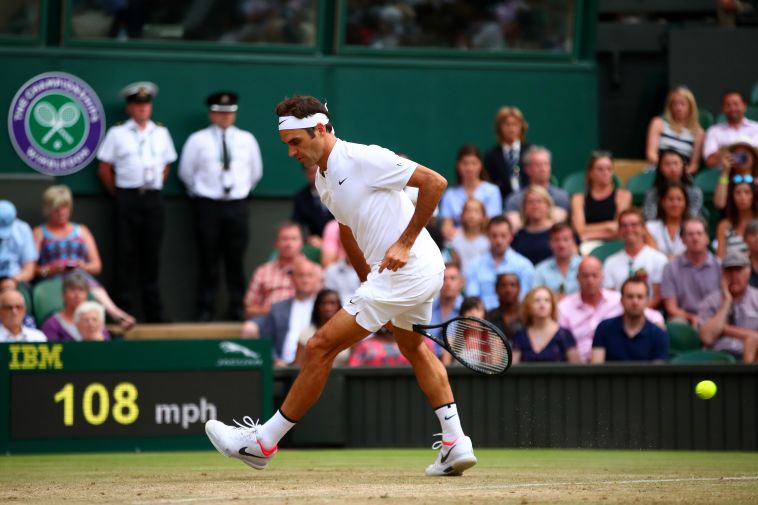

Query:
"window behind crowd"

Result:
[[0, 1, 41, 38], [343, 0, 576, 53], [69, 0, 317, 46]]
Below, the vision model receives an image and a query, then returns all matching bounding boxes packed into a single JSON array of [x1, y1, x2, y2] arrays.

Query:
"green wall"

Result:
[[0, 48, 598, 196]]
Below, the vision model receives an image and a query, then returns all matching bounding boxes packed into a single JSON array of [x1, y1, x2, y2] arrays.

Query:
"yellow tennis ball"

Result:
[[695, 380, 717, 400]]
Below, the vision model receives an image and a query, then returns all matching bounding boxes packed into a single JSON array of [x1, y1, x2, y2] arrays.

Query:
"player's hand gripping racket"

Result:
[[413, 316, 512, 375]]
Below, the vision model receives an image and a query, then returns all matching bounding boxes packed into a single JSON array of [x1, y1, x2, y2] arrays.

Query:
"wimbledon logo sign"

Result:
[[8, 72, 105, 176]]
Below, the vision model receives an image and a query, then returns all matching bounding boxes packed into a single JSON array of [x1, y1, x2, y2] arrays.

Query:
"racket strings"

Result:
[[446, 319, 509, 374]]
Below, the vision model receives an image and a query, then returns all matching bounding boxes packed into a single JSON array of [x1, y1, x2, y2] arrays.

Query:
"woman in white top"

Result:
[[439, 145, 502, 241], [646, 182, 688, 259], [646, 86, 704, 175], [449, 198, 489, 276]]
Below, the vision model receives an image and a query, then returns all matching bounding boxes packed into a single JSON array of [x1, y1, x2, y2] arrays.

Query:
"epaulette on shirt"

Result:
[[114, 120, 124, 126], [154, 121, 164, 127]]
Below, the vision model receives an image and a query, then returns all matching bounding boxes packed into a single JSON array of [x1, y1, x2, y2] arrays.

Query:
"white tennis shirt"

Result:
[[315, 139, 444, 276]]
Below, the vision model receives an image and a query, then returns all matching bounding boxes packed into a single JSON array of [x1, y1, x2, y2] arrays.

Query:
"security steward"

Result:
[[97, 81, 177, 323], [179, 91, 263, 321]]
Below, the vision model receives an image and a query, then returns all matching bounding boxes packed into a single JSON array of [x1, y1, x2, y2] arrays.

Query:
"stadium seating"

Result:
[[670, 350, 737, 363], [751, 81, 758, 104], [31, 277, 63, 327], [17, 283, 33, 318], [694, 168, 720, 198], [747, 104, 758, 122], [625, 171, 655, 206], [666, 321, 702, 355], [699, 109, 714, 130], [589, 240, 624, 262]]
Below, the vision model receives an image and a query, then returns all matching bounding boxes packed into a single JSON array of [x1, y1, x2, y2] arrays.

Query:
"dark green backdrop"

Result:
[[0, 48, 598, 196]]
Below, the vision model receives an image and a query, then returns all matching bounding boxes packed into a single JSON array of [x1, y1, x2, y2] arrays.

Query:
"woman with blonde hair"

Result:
[[449, 198, 489, 275], [512, 286, 581, 364], [484, 106, 532, 201], [33, 185, 135, 329], [511, 185, 555, 265], [645, 86, 704, 174]]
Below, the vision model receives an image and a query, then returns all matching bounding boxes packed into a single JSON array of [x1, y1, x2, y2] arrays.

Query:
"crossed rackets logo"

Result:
[[29, 97, 84, 152]]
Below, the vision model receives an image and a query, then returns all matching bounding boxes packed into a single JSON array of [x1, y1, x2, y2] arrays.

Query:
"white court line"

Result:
[[130, 475, 758, 505]]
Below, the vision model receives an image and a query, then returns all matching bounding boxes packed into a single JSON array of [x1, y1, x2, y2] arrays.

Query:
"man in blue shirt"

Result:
[[591, 277, 669, 362], [533, 222, 581, 297], [465, 216, 534, 310], [0, 200, 37, 284]]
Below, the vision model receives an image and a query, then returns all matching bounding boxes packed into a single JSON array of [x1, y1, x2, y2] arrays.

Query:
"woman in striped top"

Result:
[[646, 87, 704, 174], [716, 181, 758, 258]]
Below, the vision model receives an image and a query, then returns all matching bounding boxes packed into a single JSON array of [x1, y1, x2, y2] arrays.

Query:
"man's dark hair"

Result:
[[487, 215, 513, 233], [620, 276, 648, 297], [275, 95, 333, 137], [549, 221, 575, 238], [722, 89, 746, 104]]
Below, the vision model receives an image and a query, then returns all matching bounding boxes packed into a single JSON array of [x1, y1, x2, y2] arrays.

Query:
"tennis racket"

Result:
[[413, 316, 512, 375]]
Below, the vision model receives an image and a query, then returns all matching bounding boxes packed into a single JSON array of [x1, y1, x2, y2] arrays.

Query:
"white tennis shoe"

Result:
[[205, 416, 277, 470], [425, 434, 477, 476]]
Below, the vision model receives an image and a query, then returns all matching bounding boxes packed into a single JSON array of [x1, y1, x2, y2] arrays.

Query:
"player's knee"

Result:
[[397, 338, 426, 360], [304, 330, 332, 361]]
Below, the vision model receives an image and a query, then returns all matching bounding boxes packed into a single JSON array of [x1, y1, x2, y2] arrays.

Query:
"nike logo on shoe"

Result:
[[238, 447, 268, 460], [440, 444, 456, 463], [338, 177, 348, 185]]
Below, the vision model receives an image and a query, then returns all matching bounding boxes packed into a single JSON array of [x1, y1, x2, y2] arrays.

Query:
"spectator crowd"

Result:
[[2, 83, 757, 367]]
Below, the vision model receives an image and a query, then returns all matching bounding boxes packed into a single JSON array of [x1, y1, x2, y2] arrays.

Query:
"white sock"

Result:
[[434, 403, 464, 441], [259, 410, 296, 449]]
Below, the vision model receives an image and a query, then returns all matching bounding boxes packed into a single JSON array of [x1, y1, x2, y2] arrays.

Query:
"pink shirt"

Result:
[[703, 118, 758, 159], [321, 219, 345, 260], [558, 289, 664, 361]]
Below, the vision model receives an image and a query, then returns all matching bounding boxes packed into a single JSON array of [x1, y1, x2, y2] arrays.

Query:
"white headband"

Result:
[[278, 113, 330, 131]]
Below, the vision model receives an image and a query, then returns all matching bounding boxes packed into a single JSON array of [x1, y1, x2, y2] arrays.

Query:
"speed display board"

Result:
[[1, 339, 272, 453]]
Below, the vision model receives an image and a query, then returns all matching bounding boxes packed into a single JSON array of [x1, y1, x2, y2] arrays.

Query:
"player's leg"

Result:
[[205, 308, 369, 469], [394, 325, 477, 476]]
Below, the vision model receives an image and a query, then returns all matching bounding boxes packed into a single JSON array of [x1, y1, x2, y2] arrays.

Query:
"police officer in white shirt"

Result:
[[179, 91, 263, 321], [97, 81, 177, 322]]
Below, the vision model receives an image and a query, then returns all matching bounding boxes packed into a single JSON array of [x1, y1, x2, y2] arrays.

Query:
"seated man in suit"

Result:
[[258, 257, 323, 367]]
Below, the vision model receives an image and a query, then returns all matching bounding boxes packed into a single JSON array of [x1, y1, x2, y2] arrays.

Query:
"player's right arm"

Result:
[[339, 223, 370, 282]]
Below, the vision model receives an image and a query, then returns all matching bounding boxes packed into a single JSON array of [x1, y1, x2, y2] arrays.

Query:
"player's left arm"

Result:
[[379, 165, 447, 273]]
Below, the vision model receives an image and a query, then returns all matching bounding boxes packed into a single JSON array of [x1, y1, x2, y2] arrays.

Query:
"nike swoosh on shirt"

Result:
[[338, 178, 348, 185], [440, 444, 456, 463], [238, 447, 269, 459]]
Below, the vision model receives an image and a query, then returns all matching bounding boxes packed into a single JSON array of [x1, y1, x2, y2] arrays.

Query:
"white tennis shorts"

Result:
[[344, 267, 444, 332]]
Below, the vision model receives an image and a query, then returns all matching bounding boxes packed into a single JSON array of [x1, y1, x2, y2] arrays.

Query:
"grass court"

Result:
[[2, 448, 758, 504]]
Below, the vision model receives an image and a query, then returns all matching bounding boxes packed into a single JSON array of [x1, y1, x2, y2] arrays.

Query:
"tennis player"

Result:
[[206, 95, 477, 476]]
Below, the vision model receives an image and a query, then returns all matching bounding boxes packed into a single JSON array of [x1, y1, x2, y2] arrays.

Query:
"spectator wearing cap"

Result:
[[661, 217, 722, 326], [0, 200, 37, 284], [703, 90, 758, 169], [41, 272, 110, 342], [179, 91, 263, 321], [712, 136, 758, 210], [745, 219, 758, 288], [0, 289, 46, 343], [698, 250, 758, 362], [97, 81, 177, 322]]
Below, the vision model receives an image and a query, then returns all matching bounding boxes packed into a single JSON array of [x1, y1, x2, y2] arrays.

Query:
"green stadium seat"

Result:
[[694, 168, 720, 198], [699, 109, 714, 130], [716, 112, 726, 124], [589, 240, 623, 262], [666, 321, 701, 355], [746, 104, 758, 122], [562, 172, 586, 196], [32, 277, 64, 327], [17, 283, 33, 317], [625, 171, 655, 206], [670, 350, 736, 364], [751, 81, 758, 104]]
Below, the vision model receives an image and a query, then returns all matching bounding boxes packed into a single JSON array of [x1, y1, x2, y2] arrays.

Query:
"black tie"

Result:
[[222, 130, 230, 171]]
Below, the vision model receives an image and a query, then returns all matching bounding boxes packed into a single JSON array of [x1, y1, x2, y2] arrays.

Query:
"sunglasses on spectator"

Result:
[[732, 174, 754, 184]]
